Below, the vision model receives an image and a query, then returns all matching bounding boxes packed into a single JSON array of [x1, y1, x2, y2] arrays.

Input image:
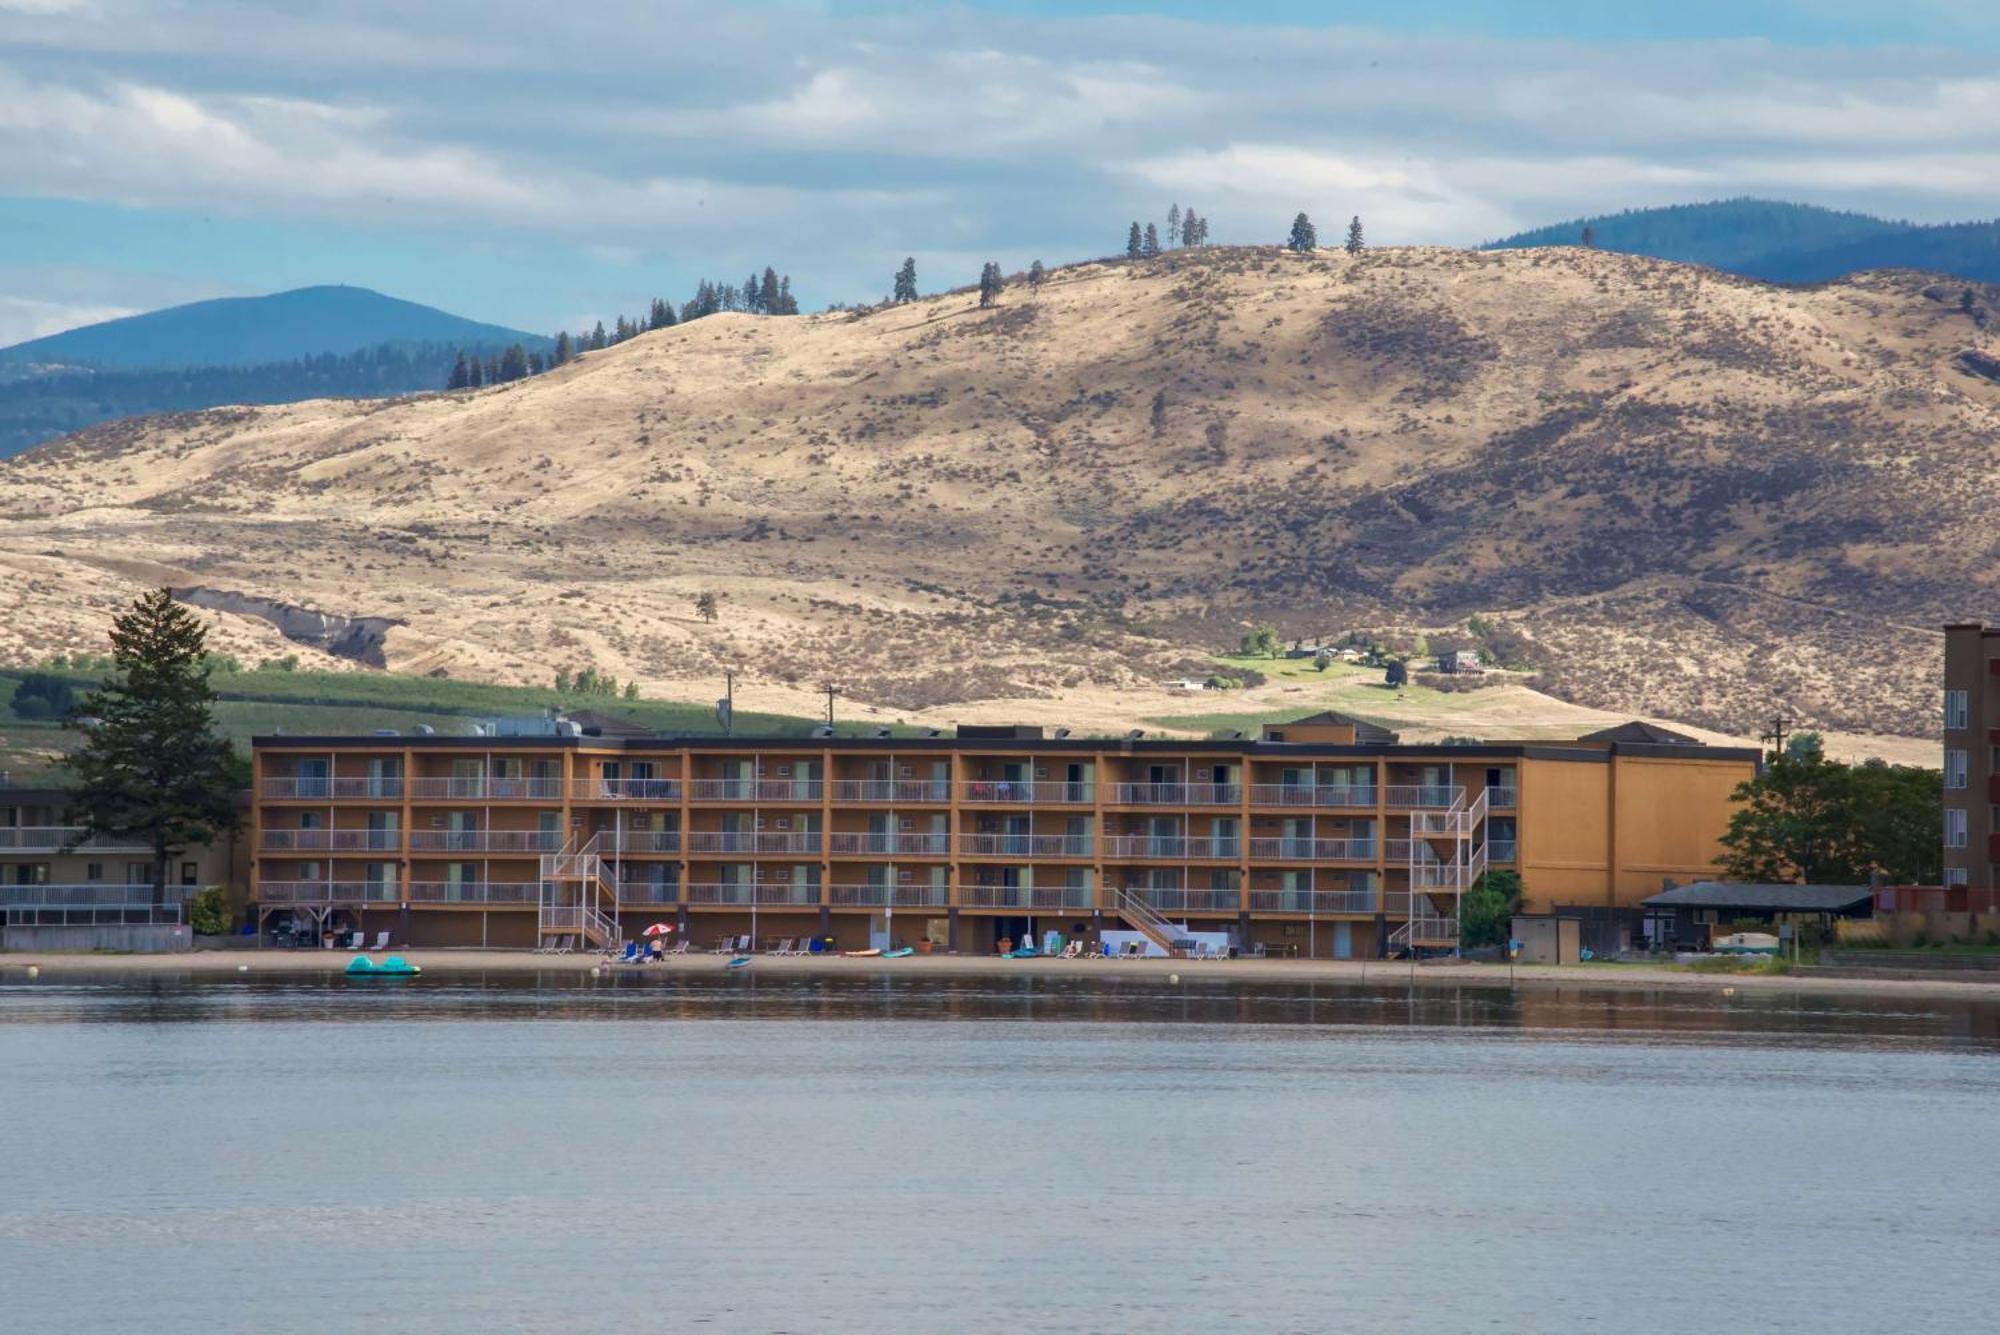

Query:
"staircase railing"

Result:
[[537, 832, 621, 949], [1113, 889, 1191, 956]]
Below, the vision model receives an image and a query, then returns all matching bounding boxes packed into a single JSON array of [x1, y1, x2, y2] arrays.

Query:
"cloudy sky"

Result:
[[0, 0, 1996, 343]]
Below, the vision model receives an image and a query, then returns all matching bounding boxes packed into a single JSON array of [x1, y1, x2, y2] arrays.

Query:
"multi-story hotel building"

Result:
[[2, 783, 243, 933], [249, 712, 1756, 956], [1944, 622, 2000, 908]]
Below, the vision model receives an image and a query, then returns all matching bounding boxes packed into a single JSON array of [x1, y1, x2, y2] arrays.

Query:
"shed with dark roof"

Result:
[[1638, 881, 1873, 950]]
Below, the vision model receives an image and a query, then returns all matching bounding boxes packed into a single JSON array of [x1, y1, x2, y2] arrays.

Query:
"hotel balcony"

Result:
[[407, 830, 563, 854], [684, 831, 822, 855], [406, 880, 539, 906], [258, 880, 400, 905], [595, 830, 681, 854], [1246, 889, 1379, 914], [571, 778, 683, 802], [1245, 837, 1376, 862], [407, 777, 565, 802], [614, 881, 683, 906], [684, 882, 821, 907], [687, 779, 823, 803], [828, 882, 951, 908], [828, 832, 951, 856], [1383, 785, 1465, 810], [1106, 782, 1241, 806], [1126, 887, 1241, 914], [0, 825, 152, 853], [959, 780, 1094, 805], [258, 777, 404, 801], [958, 833, 1094, 858], [958, 883, 1095, 910], [1, 883, 179, 911], [258, 829, 403, 853], [1247, 784, 1377, 808], [1101, 835, 1241, 861], [829, 780, 952, 804], [1486, 787, 1518, 810]]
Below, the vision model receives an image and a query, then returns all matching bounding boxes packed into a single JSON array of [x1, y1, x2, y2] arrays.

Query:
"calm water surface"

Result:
[[2, 972, 1996, 1334]]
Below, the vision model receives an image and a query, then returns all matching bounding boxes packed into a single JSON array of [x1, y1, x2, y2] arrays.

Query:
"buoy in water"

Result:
[[1169, 973, 1180, 984], [26, 965, 38, 980], [238, 964, 249, 973], [590, 967, 601, 977]]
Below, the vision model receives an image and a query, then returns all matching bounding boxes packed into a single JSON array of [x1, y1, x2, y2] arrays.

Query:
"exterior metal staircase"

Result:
[[537, 832, 620, 951], [1394, 786, 1489, 958], [1114, 889, 1193, 957]]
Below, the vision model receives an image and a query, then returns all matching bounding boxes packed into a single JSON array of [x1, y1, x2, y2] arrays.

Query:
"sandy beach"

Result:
[[4, 948, 1997, 1000]]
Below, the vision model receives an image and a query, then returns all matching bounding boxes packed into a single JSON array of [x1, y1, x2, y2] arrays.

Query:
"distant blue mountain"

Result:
[[1484, 198, 2000, 286], [0, 285, 549, 370]]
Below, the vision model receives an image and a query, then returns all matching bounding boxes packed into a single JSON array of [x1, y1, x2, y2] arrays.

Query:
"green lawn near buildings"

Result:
[[1145, 655, 1497, 735]]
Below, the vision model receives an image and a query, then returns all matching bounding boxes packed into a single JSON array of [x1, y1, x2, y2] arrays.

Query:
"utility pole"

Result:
[[719, 671, 735, 736], [1758, 714, 1790, 760], [823, 683, 837, 730]]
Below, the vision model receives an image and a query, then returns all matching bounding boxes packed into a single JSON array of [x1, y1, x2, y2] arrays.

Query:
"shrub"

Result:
[[187, 885, 232, 936], [10, 672, 75, 720]]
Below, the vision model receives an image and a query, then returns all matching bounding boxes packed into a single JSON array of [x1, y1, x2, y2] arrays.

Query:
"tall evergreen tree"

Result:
[[1287, 212, 1318, 252], [1167, 204, 1182, 247], [1185, 210, 1207, 246], [978, 261, 1003, 308], [1142, 223, 1160, 258], [62, 589, 240, 907], [1580, 225, 1596, 249], [467, 356, 485, 388], [775, 275, 795, 314], [744, 272, 765, 314], [893, 257, 918, 304], [1126, 221, 1143, 259], [761, 266, 780, 315], [1345, 215, 1365, 254], [552, 331, 573, 365], [1028, 259, 1046, 291], [497, 343, 530, 382], [446, 350, 470, 390], [589, 321, 607, 350]]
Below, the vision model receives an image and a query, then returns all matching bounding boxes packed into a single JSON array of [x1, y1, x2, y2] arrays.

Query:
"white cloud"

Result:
[[0, 295, 138, 345]]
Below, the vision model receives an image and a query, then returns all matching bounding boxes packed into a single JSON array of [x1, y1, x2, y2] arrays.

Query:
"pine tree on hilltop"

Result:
[[775, 275, 796, 315], [761, 266, 781, 315], [1126, 222, 1143, 259], [589, 321, 607, 350], [1167, 204, 1182, 247], [1287, 212, 1317, 253], [552, 331, 573, 365], [893, 257, 918, 304], [62, 589, 241, 908], [1345, 215, 1365, 254], [1142, 223, 1160, 258], [1186, 210, 1208, 246], [467, 356, 484, 388], [1028, 259, 1046, 291], [1581, 225, 1596, 249], [446, 350, 470, 390], [978, 261, 1003, 308], [498, 343, 529, 382]]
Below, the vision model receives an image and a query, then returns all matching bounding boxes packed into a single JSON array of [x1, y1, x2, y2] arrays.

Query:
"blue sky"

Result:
[[0, 0, 1995, 343]]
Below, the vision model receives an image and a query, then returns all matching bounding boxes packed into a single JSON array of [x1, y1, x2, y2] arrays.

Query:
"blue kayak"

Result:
[[727, 956, 752, 969], [346, 954, 421, 977], [882, 947, 915, 958]]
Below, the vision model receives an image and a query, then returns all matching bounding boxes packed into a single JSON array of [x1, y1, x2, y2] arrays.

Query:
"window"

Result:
[[1946, 750, 1969, 790], [1944, 867, 1968, 888], [85, 862, 103, 883], [1946, 689, 1969, 731], [180, 861, 199, 886], [1944, 808, 1968, 849]]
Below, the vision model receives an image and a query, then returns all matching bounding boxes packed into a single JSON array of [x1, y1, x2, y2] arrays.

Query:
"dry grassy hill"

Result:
[[3, 244, 1996, 746]]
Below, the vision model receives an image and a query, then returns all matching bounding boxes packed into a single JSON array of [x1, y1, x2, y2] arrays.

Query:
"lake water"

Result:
[[2, 972, 1997, 1334]]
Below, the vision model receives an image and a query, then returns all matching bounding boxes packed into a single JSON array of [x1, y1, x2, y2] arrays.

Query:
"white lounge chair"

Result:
[[667, 939, 692, 955], [771, 937, 796, 956], [373, 930, 391, 950]]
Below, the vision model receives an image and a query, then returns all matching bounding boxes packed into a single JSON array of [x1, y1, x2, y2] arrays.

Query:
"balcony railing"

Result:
[[684, 882, 822, 906], [1246, 889, 1378, 914], [1107, 783, 1241, 806], [259, 777, 403, 800], [614, 881, 683, 906], [407, 776, 564, 801], [258, 880, 400, 905], [1, 883, 184, 910], [1246, 837, 1375, 862], [828, 832, 951, 856], [1126, 887, 1241, 914], [1489, 840, 1518, 863], [596, 830, 681, 854], [1383, 785, 1465, 810], [1486, 787, 1518, 810], [684, 831, 821, 855], [1247, 784, 1377, 808], [0, 825, 153, 853], [828, 882, 951, 908], [687, 779, 823, 802], [259, 829, 403, 853], [572, 778, 683, 802], [959, 781, 1094, 805], [958, 833, 1095, 858], [407, 830, 562, 854], [406, 880, 539, 906], [829, 780, 952, 804], [959, 883, 1095, 909], [1102, 835, 1242, 860]]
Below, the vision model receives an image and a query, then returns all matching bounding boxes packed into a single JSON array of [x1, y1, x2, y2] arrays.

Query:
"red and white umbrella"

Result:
[[644, 922, 674, 937]]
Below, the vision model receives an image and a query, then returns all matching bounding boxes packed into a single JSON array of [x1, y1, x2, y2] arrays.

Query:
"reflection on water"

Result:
[[3, 975, 1997, 1334]]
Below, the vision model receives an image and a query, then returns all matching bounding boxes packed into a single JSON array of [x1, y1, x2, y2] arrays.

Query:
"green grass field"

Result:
[[1145, 655, 1497, 735], [0, 666, 905, 781]]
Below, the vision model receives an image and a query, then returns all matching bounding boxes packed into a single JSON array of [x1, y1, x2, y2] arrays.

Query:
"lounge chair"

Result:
[[771, 937, 795, 956], [667, 939, 692, 955], [1059, 941, 1082, 959], [619, 941, 641, 963], [373, 930, 391, 950], [1245, 942, 1268, 959]]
